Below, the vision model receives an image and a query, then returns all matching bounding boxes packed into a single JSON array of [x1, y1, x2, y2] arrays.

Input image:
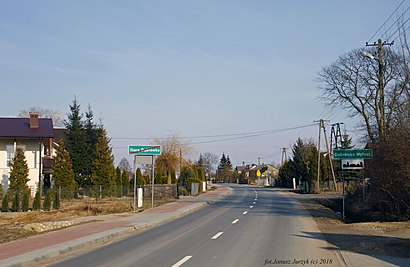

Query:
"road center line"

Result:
[[243, 211, 248, 215], [254, 198, 257, 201], [250, 206, 253, 208], [171, 256, 192, 267], [211, 232, 224, 240], [253, 202, 256, 204], [232, 219, 239, 224]]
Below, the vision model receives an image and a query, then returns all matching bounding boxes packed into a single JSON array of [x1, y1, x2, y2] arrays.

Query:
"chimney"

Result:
[[29, 112, 39, 129]]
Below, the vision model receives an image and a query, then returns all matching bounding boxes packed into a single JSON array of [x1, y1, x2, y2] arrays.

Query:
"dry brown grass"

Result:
[[0, 197, 138, 243]]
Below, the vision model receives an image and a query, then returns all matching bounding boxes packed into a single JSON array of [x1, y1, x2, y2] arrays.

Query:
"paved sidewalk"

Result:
[[0, 186, 232, 267]]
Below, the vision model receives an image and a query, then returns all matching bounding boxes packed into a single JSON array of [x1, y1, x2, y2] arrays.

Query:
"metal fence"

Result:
[[47, 184, 178, 201]]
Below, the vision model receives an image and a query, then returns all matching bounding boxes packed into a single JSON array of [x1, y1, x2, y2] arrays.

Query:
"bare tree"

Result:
[[201, 152, 219, 178], [118, 157, 132, 174], [19, 107, 66, 127], [317, 48, 408, 142]]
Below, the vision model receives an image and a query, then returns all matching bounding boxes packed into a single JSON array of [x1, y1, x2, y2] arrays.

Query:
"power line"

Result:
[[393, 21, 410, 41], [111, 124, 316, 141], [368, 0, 406, 43], [111, 123, 317, 148], [386, 16, 410, 41], [189, 124, 316, 145], [380, 6, 410, 40]]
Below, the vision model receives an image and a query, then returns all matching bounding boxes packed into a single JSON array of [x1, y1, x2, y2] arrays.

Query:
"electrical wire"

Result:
[[380, 6, 410, 40], [386, 16, 410, 41], [393, 21, 410, 41], [367, 0, 406, 43], [111, 123, 317, 148], [111, 124, 316, 140]]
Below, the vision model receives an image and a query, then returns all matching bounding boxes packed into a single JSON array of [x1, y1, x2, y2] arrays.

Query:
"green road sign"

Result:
[[128, 145, 161, 155], [333, 149, 373, 159]]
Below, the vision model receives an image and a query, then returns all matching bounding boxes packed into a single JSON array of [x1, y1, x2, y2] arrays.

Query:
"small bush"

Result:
[[11, 191, 20, 212], [33, 191, 41, 210], [53, 191, 60, 210], [1, 193, 9, 212], [43, 190, 52, 211], [22, 190, 29, 212]]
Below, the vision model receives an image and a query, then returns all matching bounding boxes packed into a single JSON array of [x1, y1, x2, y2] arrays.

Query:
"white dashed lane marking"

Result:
[[171, 256, 192, 267], [211, 232, 224, 240], [232, 219, 239, 224]]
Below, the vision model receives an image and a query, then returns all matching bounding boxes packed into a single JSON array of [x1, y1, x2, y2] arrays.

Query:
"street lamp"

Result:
[[360, 50, 375, 60]]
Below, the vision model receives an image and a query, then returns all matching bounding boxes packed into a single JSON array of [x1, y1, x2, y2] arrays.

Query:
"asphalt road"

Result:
[[50, 185, 344, 267]]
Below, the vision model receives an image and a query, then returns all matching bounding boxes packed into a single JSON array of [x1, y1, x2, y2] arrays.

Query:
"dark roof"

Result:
[[236, 166, 250, 172], [0, 117, 54, 138], [53, 128, 67, 143]]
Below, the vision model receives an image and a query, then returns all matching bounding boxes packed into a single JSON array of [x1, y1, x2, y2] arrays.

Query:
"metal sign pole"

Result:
[[151, 155, 155, 208], [342, 169, 345, 221], [133, 154, 137, 212]]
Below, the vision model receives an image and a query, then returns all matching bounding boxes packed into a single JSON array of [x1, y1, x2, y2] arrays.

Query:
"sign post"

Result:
[[333, 149, 373, 160], [333, 149, 373, 221], [129, 145, 161, 211]]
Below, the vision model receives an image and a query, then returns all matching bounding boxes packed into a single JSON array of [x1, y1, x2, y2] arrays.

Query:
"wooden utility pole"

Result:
[[315, 119, 337, 192], [365, 39, 394, 138]]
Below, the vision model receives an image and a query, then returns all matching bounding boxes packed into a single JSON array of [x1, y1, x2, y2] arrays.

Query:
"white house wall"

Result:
[[0, 139, 41, 195]]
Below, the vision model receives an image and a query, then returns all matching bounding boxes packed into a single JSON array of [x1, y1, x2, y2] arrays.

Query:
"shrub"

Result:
[[0, 183, 3, 200], [33, 191, 41, 210], [43, 190, 52, 211], [11, 191, 20, 212], [1, 193, 9, 212], [22, 190, 29, 212], [53, 191, 60, 210]]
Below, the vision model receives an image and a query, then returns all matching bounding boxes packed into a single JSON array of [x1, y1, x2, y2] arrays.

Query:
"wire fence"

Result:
[[45, 184, 178, 201]]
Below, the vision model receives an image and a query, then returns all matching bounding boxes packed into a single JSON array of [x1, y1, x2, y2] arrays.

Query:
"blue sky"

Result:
[[0, 0, 406, 166]]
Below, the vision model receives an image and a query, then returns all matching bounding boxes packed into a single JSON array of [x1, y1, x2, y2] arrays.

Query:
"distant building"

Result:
[[235, 163, 279, 186], [0, 112, 54, 195]]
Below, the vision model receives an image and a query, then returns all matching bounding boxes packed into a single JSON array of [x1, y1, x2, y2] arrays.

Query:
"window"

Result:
[[6, 144, 26, 168], [6, 145, 14, 167]]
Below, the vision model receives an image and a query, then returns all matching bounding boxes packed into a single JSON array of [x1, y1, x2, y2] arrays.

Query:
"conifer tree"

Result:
[[65, 97, 88, 187], [53, 191, 60, 210], [11, 191, 20, 212], [154, 172, 163, 184], [84, 105, 102, 180], [0, 183, 3, 201], [136, 168, 146, 187], [52, 140, 76, 199], [33, 191, 41, 211], [116, 166, 123, 197], [22, 190, 29, 212], [217, 153, 233, 182], [1, 193, 9, 212], [43, 190, 52, 211], [90, 128, 116, 197], [122, 170, 130, 196], [9, 147, 29, 192]]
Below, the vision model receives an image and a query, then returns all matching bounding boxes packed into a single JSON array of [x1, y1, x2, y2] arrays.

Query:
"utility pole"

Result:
[[314, 119, 337, 192], [365, 39, 394, 138], [281, 147, 288, 166], [330, 122, 344, 150]]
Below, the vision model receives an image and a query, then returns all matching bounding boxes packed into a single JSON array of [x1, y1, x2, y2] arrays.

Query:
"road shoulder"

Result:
[[288, 190, 410, 267]]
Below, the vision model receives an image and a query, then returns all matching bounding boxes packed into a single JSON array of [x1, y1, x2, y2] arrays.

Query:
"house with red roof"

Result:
[[0, 112, 54, 195]]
